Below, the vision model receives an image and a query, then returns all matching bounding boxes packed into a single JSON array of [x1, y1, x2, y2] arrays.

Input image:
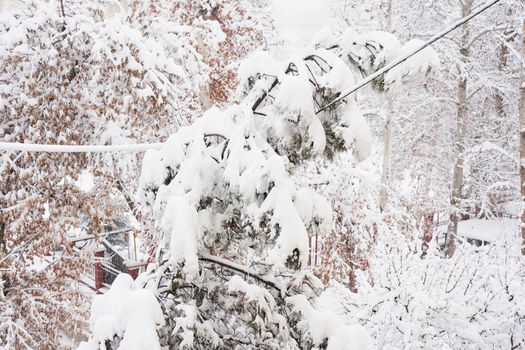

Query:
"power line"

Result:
[[0, 142, 163, 153], [316, 0, 502, 114]]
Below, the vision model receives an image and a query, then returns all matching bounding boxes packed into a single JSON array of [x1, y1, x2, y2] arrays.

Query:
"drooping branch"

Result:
[[251, 63, 297, 113], [316, 0, 502, 114], [59, 0, 66, 17], [199, 254, 283, 293], [251, 77, 280, 113]]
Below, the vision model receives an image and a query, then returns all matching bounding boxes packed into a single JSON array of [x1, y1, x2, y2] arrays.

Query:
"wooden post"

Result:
[[126, 266, 139, 280], [308, 236, 312, 266], [94, 247, 105, 293], [125, 260, 147, 280], [314, 234, 319, 266]]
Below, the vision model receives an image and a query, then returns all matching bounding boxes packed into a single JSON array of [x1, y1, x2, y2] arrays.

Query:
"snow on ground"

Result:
[[457, 217, 519, 243], [435, 217, 519, 244], [498, 201, 523, 217]]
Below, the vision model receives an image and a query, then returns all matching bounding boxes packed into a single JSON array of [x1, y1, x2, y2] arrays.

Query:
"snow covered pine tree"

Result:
[[80, 27, 438, 350]]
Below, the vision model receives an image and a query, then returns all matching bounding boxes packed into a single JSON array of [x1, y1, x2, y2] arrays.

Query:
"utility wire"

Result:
[[316, 0, 502, 114], [0, 0, 502, 153], [0, 142, 163, 153]]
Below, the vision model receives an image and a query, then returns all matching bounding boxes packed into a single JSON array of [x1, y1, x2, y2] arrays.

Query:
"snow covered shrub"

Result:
[[76, 17, 444, 348], [327, 234, 525, 349], [80, 37, 384, 349]]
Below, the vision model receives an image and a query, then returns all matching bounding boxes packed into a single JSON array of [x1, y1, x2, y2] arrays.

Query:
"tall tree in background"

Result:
[[444, 0, 523, 256], [378, 0, 394, 213], [445, 0, 473, 257], [371, 0, 523, 256], [306, 0, 440, 285], [518, 19, 525, 255]]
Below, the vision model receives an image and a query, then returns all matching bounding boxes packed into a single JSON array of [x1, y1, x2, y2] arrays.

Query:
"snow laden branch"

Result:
[[316, 0, 501, 112], [80, 26, 440, 350], [199, 254, 283, 294]]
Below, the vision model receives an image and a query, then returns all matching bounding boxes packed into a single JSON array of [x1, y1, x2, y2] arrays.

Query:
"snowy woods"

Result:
[[1, 0, 525, 349]]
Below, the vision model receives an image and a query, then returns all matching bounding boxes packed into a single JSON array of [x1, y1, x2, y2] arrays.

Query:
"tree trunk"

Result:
[[0, 221, 5, 253], [421, 213, 434, 257], [379, 96, 394, 212], [379, 0, 394, 212], [518, 20, 525, 255], [495, 43, 508, 118], [495, 7, 515, 119], [446, 1, 471, 257]]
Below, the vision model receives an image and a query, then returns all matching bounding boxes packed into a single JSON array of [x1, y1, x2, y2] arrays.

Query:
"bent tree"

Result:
[[80, 27, 438, 350]]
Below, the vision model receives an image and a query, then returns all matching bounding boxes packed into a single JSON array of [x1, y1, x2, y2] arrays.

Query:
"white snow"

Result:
[[137, 149, 164, 206], [384, 39, 440, 89], [275, 74, 315, 116], [0, 141, 163, 153], [223, 118, 270, 200], [274, 73, 327, 154], [271, 0, 335, 53], [340, 30, 401, 73], [458, 217, 519, 243], [238, 50, 283, 81], [172, 302, 221, 348], [315, 49, 356, 93], [75, 170, 95, 193], [226, 275, 277, 320], [0, 0, 22, 14], [498, 201, 523, 217], [287, 294, 373, 350], [338, 104, 372, 161], [165, 196, 202, 280], [78, 274, 164, 350], [293, 188, 334, 235], [261, 182, 310, 269]]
